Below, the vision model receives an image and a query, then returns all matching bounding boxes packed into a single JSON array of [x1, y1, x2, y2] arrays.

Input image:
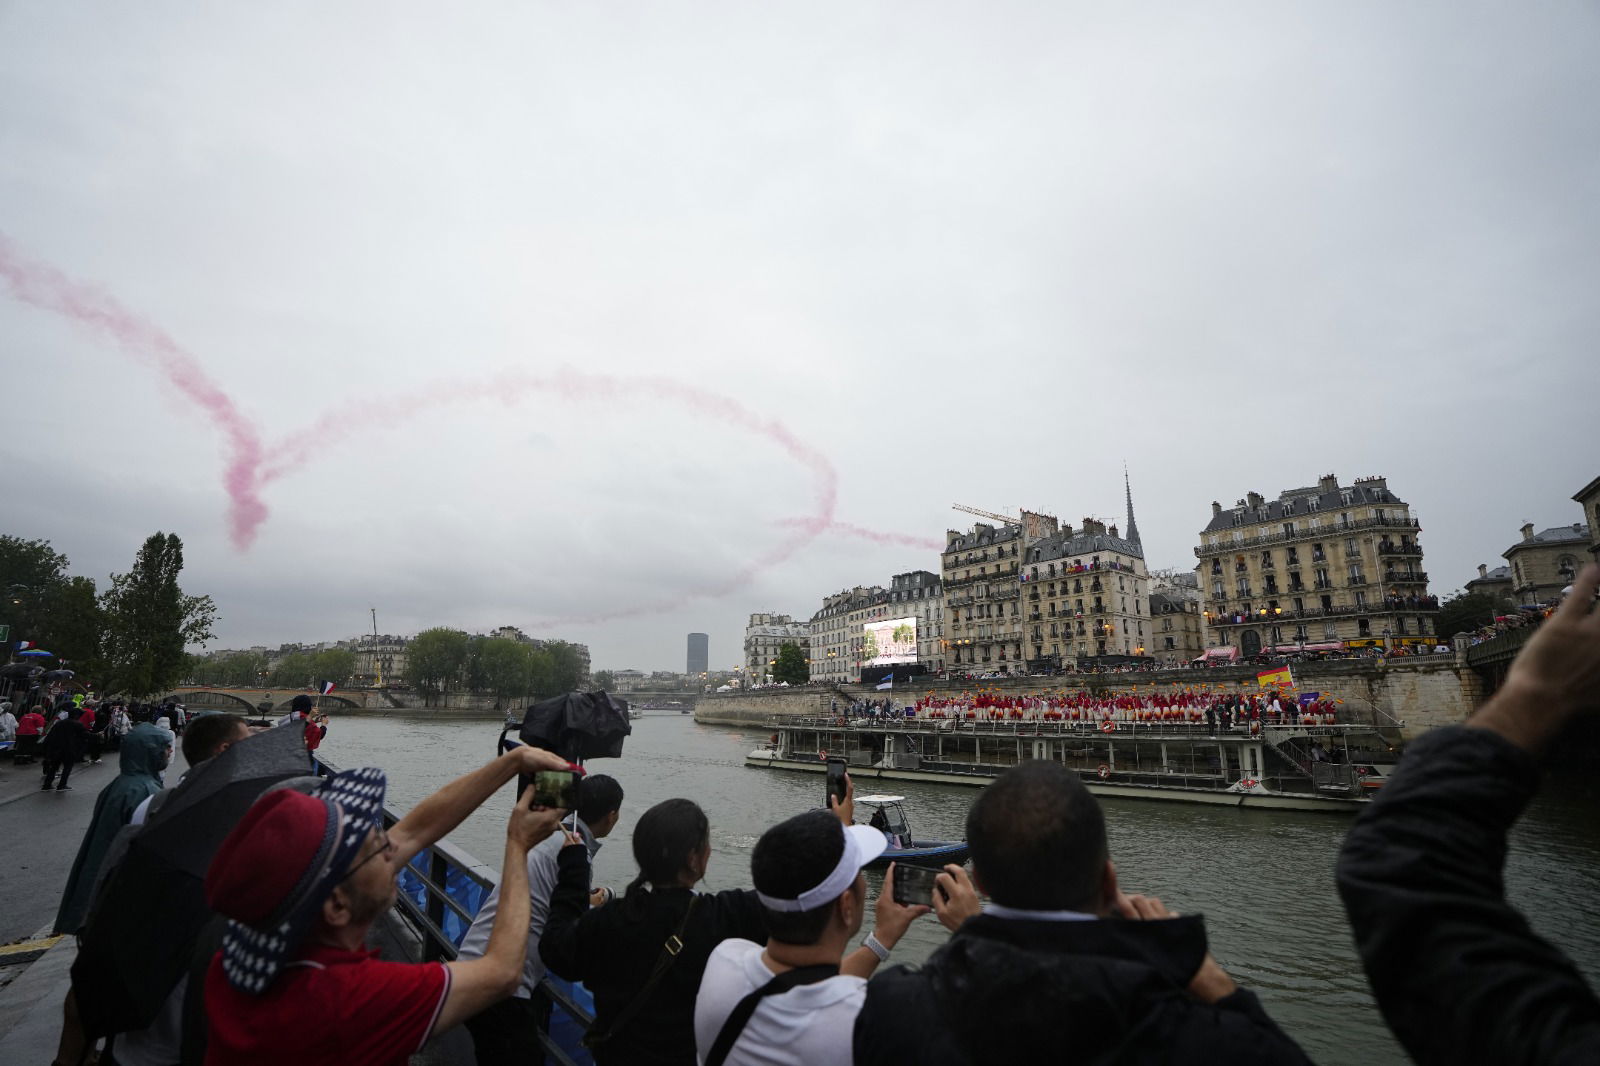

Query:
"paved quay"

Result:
[[0, 752, 119, 945], [0, 743, 193, 1063]]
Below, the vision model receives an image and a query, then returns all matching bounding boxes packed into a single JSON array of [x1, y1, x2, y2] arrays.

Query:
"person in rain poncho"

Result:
[[54, 722, 174, 935]]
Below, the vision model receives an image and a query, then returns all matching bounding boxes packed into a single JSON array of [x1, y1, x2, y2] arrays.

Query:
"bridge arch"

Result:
[[165, 690, 260, 712]]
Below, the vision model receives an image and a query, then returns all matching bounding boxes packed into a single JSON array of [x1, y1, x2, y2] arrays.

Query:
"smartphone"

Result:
[[825, 758, 848, 807], [530, 769, 582, 809], [892, 864, 942, 907]]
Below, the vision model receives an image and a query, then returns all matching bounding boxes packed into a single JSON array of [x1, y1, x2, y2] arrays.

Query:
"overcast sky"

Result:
[[3, 3, 1596, 672]]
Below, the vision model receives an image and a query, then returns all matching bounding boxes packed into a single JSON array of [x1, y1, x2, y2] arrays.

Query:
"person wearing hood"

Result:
[[853, 761, 1312, 1066], [0, 701, 16, 743], [53, 722, 174, 935]]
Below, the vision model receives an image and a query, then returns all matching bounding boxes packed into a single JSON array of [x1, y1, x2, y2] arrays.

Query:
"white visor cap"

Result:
[[755, 823, 889, 913]]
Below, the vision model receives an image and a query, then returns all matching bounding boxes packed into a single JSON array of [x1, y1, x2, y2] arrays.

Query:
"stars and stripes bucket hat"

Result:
[[204, 766, 388, 995]]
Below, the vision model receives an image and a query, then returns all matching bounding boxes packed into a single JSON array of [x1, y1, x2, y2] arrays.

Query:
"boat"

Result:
[[746, 714, 1400, 813], [856, 794, 969, 869]]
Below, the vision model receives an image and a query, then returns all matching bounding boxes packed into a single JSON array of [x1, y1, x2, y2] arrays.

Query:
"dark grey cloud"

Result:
[[3, 3, 1595, 669]]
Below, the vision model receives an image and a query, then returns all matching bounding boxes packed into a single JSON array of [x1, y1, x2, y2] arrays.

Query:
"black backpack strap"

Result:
[[583, 893, 700, 1049], [704, 963, 840, 1066]]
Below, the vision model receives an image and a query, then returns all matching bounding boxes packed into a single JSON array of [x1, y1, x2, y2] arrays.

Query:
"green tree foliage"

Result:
[[190, 650, 269, 687], [40, 576, 107, 680], [311, 648, 357, 687], [0, 535, 72, 659], [101, 533, 216, 696], [269, 651, 314, 688], [477, 637, 533, 711], [1434, 590, 1511, 639], [404, 627, 470, 707], [772, 642, 809, 684], [592, 669, 616, 691], [541, 640, 587, 697]]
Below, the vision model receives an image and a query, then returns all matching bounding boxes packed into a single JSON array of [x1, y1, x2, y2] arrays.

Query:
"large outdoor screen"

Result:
[[862, 616, 918, 666]]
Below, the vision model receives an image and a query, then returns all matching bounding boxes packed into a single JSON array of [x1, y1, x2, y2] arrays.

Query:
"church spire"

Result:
[[1123, 464, 1141, 545]]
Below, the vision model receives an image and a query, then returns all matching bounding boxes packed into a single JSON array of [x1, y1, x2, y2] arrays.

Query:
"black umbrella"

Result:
[[0, 662, 42, 680], [42, 668, 75, 682], [73, 722, 314, 1035], [518, 690, 632, 763]]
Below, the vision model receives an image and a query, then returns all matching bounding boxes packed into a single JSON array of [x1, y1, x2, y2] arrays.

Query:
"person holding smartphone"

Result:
[[853, 761, 1311, 1066], [692, 774, 931, 1066]]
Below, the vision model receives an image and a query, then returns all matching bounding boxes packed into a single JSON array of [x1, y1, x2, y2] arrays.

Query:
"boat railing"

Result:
[[315, 756, 595, 1066]]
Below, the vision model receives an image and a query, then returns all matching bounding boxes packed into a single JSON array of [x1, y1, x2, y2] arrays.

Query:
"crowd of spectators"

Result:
[[39, 566, 1600, 1065]]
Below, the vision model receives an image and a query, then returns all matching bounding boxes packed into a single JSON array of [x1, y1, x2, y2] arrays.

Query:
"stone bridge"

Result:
[[161, 687, 396, 712]]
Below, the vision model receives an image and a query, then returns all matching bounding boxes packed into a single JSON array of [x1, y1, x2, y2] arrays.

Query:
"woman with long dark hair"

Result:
[[540, 798, 765, 1065]]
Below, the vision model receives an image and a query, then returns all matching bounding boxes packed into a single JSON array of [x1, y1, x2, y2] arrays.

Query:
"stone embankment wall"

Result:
[[695, 658, 1487, 742]]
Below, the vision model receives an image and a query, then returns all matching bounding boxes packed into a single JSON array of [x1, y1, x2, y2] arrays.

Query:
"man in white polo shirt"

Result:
[[693, 781, 933, 1066]]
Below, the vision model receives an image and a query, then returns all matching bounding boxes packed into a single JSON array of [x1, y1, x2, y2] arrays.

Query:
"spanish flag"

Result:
[[1256, 666, 1293, 689]]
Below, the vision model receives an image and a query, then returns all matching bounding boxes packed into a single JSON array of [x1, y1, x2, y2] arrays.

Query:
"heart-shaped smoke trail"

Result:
[[2, 234, 939, 627]]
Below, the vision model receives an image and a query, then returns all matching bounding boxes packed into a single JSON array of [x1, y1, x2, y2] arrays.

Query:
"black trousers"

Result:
[[465, 992, 551, 1066], [42, 757, 76, 788]]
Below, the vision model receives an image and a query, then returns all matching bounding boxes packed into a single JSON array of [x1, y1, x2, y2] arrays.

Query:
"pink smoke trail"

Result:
[[0, 235, 940, 627], [0, 234, 269, 548], [775, 518, 945, 553], [263, 368, 842, 627]]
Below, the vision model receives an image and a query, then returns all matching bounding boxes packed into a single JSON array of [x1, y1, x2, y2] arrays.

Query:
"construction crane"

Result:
[[952, 503, 1020, 526]]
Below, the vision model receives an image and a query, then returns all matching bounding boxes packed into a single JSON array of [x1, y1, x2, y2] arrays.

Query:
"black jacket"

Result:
[[853, 912, 1310, 1066], [538, 844, 767, 1066], [1337, 725, 1600, 1065], [42, 717, 89, 761]]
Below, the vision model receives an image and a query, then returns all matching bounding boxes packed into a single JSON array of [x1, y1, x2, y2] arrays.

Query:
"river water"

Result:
[[324, 713, 1600, 1065]]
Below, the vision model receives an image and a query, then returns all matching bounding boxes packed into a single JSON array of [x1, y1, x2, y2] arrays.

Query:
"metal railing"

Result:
[[1195, 516, 1421, 556]]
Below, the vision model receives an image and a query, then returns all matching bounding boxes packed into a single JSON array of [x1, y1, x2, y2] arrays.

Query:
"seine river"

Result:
[[324, 712, 1600, 1065]]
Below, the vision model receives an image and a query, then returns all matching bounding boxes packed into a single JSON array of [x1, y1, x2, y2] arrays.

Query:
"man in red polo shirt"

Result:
[[203, 743, 577, 1065]]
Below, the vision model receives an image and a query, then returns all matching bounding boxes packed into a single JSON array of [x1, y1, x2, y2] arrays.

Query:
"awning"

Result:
[[1195, 646, 1240, 662], [1265, 642, 1343, 653]]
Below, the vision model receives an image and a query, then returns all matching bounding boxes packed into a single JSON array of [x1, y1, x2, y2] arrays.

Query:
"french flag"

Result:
[[318, 680, 337, 695], [16, 640, 34, 651]]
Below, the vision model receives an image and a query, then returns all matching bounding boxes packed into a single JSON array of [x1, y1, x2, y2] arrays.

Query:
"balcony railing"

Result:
[[1383, 571, 1429, 584], [1377, 542, 1424, 556], [1205, 597, 1440, 624], [1196, 516, 1421, 557]]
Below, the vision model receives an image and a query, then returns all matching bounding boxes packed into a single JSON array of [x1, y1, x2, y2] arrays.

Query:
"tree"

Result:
[[404, 628, 470, 708], [0, 535, 71, 650], [1434, 590, 1510, 640], [310, 648, 356, 688], [772, 642, 809, 685], [593, 670, 616, 691], [39, 576, 107, 683], [542, 641, 586, 697], [477, 637, 532, 711], [269, 651, 314, 688], [101, 533, 216, 697]]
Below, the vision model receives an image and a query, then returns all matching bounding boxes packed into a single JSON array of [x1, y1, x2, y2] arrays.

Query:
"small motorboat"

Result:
[[857, 795, 969, 869]]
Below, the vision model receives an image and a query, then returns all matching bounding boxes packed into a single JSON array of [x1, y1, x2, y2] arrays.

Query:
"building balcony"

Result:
[[1348, 576, 1368, 586], [1383, 571, 1429, 585], [1195, 516, 1421, 557], [1204, 597, 1438, 625], [1377, 542, 1424, 557]]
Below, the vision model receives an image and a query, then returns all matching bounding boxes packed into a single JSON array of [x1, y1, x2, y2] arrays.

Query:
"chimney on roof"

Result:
[[1477, 563, 1488, 578], [1319, 474, 1338, 492], [1246, 491, 1264, 509], [1211, 501, 1222, 517], [1109, 523, 1120, 539], [1521, 522, 1535, 541]]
